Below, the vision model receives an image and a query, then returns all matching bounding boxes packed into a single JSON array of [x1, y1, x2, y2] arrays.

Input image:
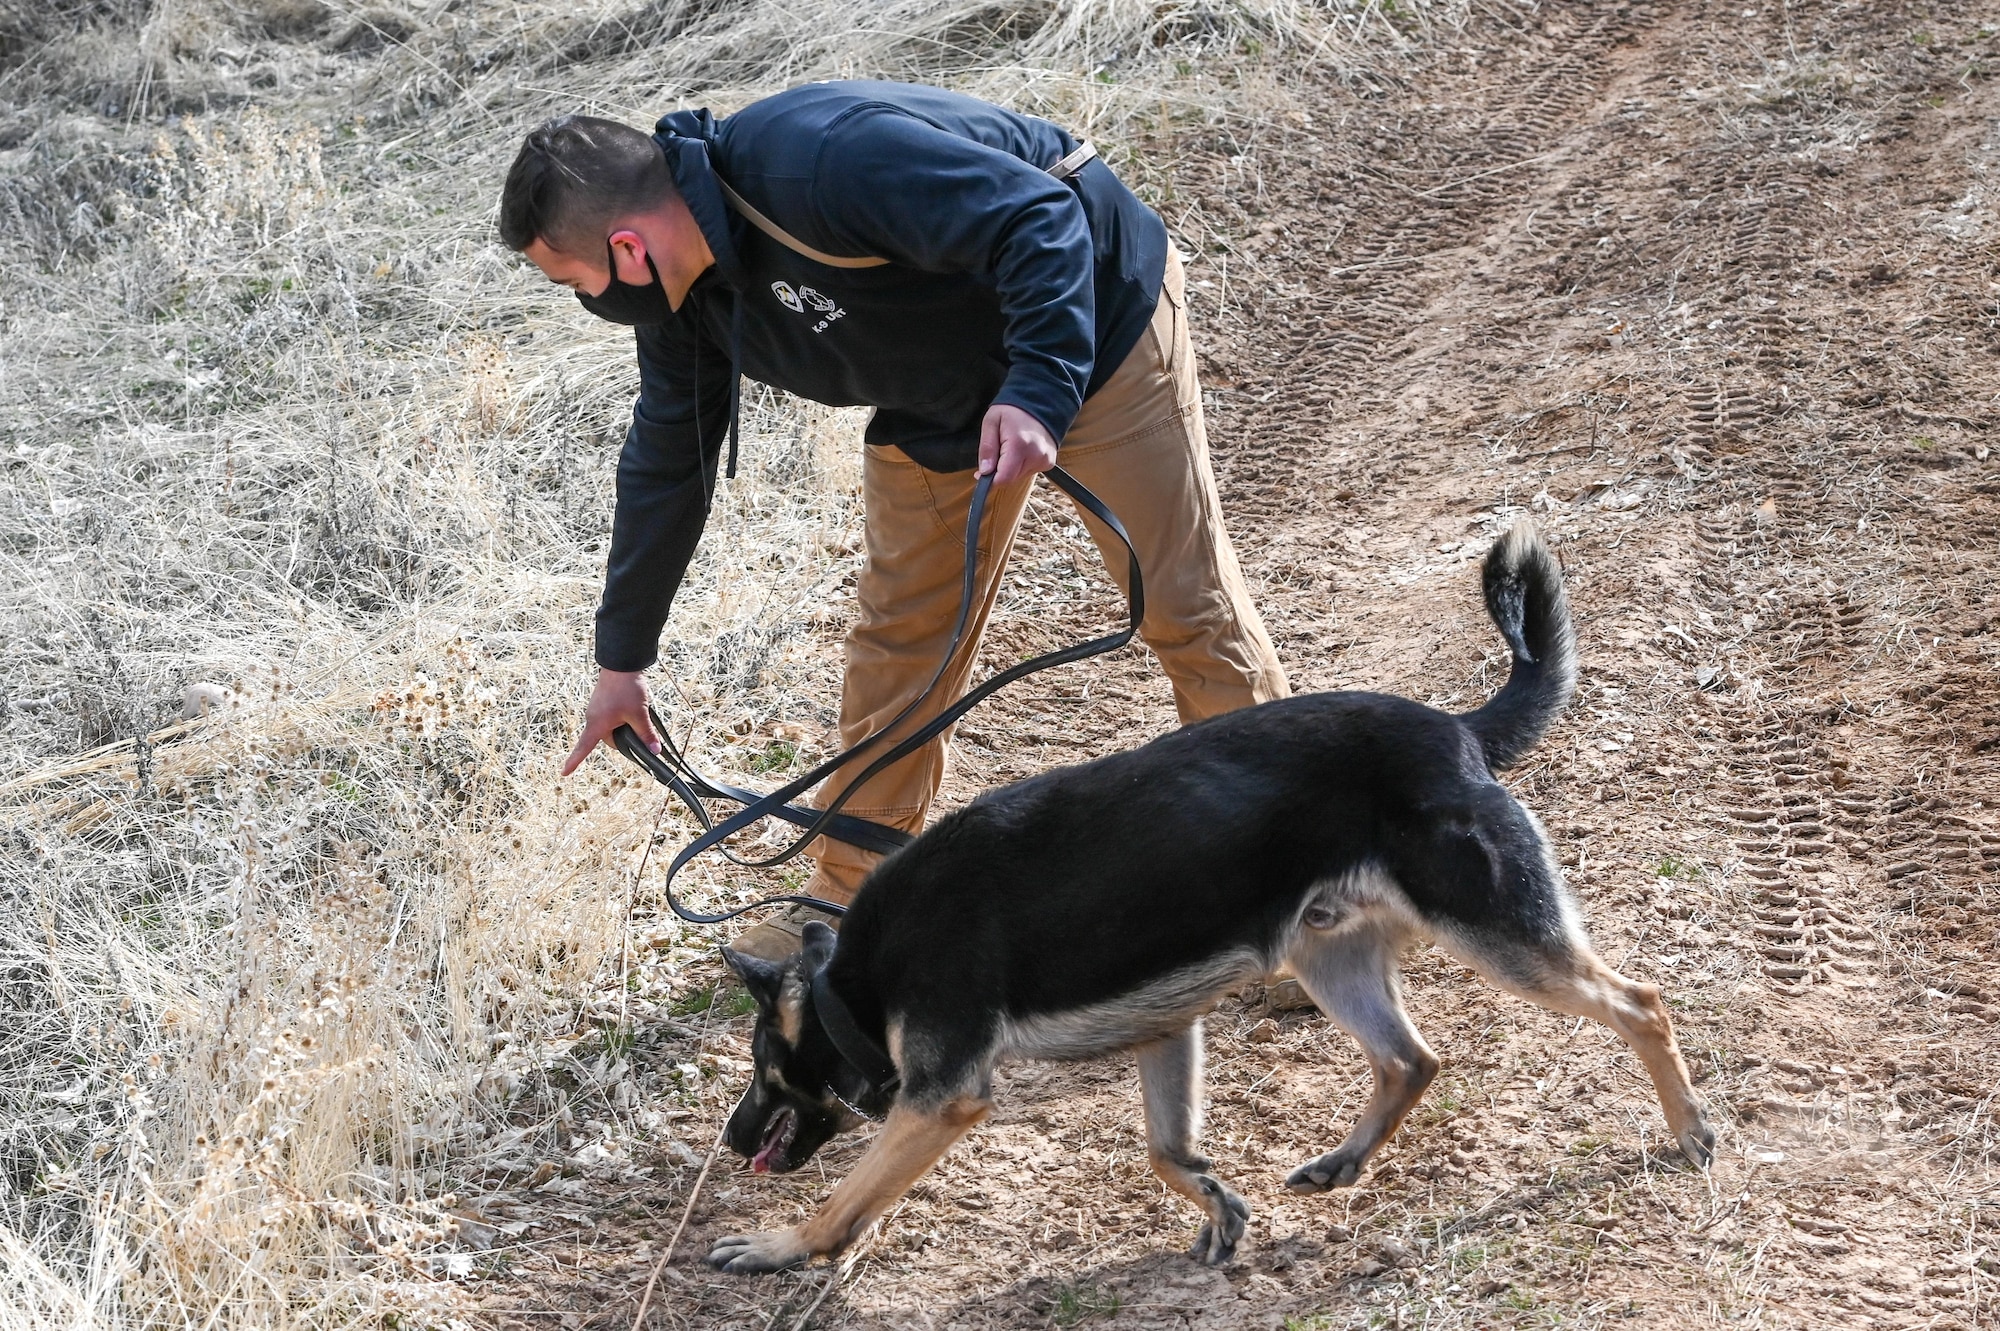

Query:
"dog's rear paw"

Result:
[[707, 1229, 811, 1275], [1285, 1149, 1364, 1193], [1187, 1177, 1250, 1265]]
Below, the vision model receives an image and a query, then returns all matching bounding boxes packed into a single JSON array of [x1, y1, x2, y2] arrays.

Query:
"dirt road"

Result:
[[487, 3, 1999, 1325]]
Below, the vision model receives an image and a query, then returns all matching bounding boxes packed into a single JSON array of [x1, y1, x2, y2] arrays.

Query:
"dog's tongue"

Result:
[[752, 1108, 795, 1174]]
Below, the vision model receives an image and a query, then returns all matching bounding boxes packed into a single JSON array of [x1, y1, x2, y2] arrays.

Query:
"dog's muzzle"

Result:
[[751, 1106, 799, 1173]]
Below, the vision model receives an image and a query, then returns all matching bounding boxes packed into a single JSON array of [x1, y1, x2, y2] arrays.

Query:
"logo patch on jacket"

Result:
[[771, 280, 847, 333]]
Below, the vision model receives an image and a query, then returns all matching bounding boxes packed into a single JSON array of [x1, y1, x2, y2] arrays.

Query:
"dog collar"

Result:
[[810, 968, 899, 1099]]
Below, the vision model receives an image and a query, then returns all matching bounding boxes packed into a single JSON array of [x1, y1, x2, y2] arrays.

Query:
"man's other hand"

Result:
[[978, 403, 1059, 485], [563, 667, 659, 776]]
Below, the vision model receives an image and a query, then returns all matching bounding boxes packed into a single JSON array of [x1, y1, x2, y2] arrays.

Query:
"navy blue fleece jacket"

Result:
[[590, 81, 1168, 672]]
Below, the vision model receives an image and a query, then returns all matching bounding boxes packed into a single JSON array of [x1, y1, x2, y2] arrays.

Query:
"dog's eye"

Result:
[[1303, 905, 1339, 930]]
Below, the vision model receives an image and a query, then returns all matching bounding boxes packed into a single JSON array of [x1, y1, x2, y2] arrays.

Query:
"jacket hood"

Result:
[[653, 109, 746, 288]]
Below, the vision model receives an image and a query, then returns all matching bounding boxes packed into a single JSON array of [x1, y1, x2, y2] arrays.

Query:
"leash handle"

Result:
[[614, 465, 1143, 927]]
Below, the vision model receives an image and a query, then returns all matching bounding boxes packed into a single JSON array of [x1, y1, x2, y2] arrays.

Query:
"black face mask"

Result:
[[576, 239, 673, 325]]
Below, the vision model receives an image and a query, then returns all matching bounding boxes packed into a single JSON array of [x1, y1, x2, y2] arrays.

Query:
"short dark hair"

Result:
[[498, 114, 678, 255]]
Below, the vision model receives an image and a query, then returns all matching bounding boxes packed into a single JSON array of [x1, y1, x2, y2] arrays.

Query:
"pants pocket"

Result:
[[1152, 256, 1188, 381]]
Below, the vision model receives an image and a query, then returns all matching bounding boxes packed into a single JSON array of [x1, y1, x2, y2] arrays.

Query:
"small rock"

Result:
[[1351, 1257, 1387, 1278], [1325, 1224, 1354, 1244], [181, 681, 233, 720], [1375, 1237, 1415, 1267], [448, 1212, 499, 1250], [1246, 1018, 1280, 1044], [1238, 1274, 1286, 1301], [1265, 978, 1317, 1012]]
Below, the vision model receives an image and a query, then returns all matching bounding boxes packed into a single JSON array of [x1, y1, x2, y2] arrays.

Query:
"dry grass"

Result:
[[0, 0, 1480, 1325]]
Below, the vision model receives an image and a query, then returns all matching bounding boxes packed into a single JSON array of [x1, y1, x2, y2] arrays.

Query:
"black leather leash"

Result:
[[612, 464, 1143, 927]]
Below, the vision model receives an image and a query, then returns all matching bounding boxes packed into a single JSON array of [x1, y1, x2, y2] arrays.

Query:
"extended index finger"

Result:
[[561, 718, 610, 777]]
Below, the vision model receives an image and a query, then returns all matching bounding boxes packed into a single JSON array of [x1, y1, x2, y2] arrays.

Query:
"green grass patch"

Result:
[[1415, 1084, 1464, 1126], [672, 984, 756, 1018], [593, 1021, 636, 1059], [748, 740, 799, 774], [1048, 1281, 1120, 1327]]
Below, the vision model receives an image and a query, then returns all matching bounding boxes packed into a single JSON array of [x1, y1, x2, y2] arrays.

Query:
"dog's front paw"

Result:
[[707, 1228, 811, 1275], [1285, 1147, 1364, 1193], [1187, 1176, 1250, 1265], [1677, 1115, 1718, 1171]]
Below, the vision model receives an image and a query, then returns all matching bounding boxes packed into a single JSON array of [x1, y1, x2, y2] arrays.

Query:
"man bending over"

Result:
[[501, 81, 1288, 958]]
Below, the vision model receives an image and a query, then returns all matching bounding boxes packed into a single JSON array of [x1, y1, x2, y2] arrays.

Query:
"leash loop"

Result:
[[612, 465, 1142, 927]]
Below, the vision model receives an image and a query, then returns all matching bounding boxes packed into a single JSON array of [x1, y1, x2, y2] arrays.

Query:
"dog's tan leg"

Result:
[[1282, 918, 1439, 1191], [1446, 940, 1715, 1167], [707, 1097, 990, 1274], [1137, 1021, 1249, 1264]]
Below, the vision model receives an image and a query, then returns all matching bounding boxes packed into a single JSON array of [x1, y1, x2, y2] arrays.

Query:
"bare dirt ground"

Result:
[[474, 3, 2000, 1326]]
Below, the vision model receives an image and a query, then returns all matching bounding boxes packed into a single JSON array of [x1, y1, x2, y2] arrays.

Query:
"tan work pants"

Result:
[[806, 250, 1289, 902]]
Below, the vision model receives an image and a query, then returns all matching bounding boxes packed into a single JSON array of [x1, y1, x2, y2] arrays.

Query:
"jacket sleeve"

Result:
[[594, 315, 732, 672], [811, 107, 1095, 442]]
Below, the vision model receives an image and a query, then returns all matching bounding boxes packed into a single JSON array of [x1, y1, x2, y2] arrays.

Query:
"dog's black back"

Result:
[[836, 697, 1527, 1058]]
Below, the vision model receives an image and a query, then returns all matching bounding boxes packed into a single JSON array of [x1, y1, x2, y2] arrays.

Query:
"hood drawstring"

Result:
[[689, 287, 744, 515], [726, 289, 742, 482]]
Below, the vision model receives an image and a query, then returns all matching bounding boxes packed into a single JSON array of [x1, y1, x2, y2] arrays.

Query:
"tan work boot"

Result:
[[726, 902, 844, 962], [724, 864, 862, 961]]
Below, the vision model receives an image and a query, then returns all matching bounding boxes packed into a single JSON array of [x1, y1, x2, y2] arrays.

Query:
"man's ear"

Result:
[[719, 946, 784, 1012], [607, 228, 648, 283], [800, 920, 837, 974]]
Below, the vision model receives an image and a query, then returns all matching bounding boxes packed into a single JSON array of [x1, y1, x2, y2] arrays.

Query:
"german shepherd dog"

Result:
[[708, 524, 1715, 1274]]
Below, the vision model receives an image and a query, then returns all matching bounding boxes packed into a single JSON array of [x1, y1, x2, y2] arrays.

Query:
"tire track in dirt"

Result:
[[1290, 4, 1661, 373], [1455, 5, 2000, 1321], [1678, 522, 1953, 1029], [1190, 0, 2000, 1324], [1677, 440, 1995, 1326], [1170, 4, 1669, 526]]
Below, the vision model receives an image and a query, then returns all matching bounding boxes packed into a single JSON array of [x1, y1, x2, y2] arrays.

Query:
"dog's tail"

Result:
[[1461, 521, 1576, 771]]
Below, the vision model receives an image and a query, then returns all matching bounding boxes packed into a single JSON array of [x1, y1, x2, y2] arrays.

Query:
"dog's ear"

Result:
[[799, 920, 837, 974], [719, 946, 784, 1013]]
